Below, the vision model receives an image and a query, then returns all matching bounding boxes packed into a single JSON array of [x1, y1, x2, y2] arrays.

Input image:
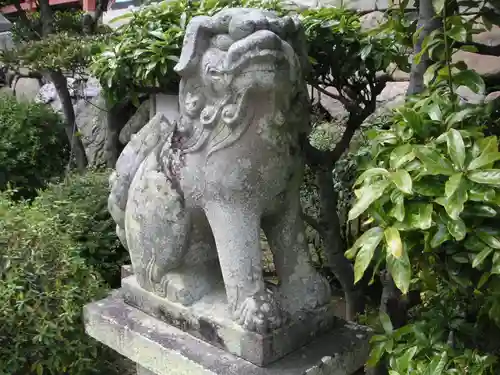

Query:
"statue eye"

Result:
[[207, 67, 223, 81]]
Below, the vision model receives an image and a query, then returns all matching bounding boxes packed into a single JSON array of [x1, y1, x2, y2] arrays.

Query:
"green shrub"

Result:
[[347, 86, 500, 373], [33, 170, 129, 288], [0, 192, 122, 375], [0, 95, 69, 199]]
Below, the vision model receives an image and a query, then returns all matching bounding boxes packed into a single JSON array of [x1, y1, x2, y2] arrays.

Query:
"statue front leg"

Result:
[[204, 201, 283, 334], [262, 197, 331, 316]]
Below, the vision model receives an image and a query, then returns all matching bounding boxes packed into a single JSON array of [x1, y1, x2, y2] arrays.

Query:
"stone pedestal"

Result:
[[84, 295, 371, 375]]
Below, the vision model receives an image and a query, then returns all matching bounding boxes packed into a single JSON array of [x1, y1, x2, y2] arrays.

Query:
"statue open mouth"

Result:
[[223, 29, 294, 77], [225, 50, 288, 74]]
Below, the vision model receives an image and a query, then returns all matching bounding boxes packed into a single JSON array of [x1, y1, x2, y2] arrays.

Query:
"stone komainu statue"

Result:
[[108, 8, 331, 333]]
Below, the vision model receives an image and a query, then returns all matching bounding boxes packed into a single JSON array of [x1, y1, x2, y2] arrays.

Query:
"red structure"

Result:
[[1, 0, 96, 14]]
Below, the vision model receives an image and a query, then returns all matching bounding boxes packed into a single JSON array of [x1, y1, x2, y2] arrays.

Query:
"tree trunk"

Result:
[[49, 70, 88, 172], [406, 0, 441, 95], [317, 167, 364, 320], [105, 99, 124, 168], [38, 0, 53, 37]]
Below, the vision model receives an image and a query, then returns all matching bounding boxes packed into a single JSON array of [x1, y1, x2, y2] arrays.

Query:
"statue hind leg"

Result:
[[125, 151, 219, 305], [157, 209, 222, 305], [124, 149, 191, 296]]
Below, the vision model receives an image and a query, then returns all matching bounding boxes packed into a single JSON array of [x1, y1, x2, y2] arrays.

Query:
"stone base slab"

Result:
[[84, 296, 370, 375], [121, 275, 344, 366]]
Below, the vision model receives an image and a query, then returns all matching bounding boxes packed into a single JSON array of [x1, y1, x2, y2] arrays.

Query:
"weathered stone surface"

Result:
[[84, 297, 370, 375], [151, 93, 179, 121], [122, 264, 134, 280], [75, 94, 109, 167], [0, 31, 13, 51], [137, 365, 156, 375], [122, 275, 342, 366], [14, 77, 41, 102], [36, 77, 101, 105], [360, 11, 386, 31], [453, 51, 500, 78], [377, 81, 408, 106], [108, 8, 332, 337], [119, 99, 151, 144], [0, 14, 12, 32]]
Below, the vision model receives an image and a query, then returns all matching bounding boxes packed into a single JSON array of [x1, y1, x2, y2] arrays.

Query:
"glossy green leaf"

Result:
[[468, 169, 500, 185], [390, 170, 413, 194], [414, 180, 445, 196], [431, 224, 451, 248], [446, 217, 467, 241], [354, 168, 390, 187], [477, 230, 500, 249], [407, 203, 434, 230], [395, 346, 418, 372], [390, 144, 415, 170], [463, 204, 497, 218], [387, 250, 411, 294], [345, 226, 384, 260], [472, 247, 494, 268], [367, 341, 386, 368], [348, 180, 391, 221], [468, 150, 500, 170], [415, 147, 454, 175], [429, 351, 447, 375], [478, 272, 491, 288], [447, 129, 466, 169], [360, 44, 372, 60], [398, 107, 422, 130], [465, 235, 489, 252], [432, 0, 445, 13], [385, 227, 403, 258], [445, 108, 476, 128], [428, 102, 442, 121], [491, 252, 500, 274], [449, 24, 467, 42], [441, 181, 468, 220], [452, 253, 470, 263], [469, 187, 496, 202], [453, 69, 486, 94], [477, 136, 498, 154], [380, 311, 393, 334], [389, 192, 405, 222], [352, 228, 384, 283], [445, 173, 463, 197]]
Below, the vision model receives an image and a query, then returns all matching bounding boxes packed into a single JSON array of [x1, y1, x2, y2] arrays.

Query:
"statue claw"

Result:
[[233, 289, 284, 334]]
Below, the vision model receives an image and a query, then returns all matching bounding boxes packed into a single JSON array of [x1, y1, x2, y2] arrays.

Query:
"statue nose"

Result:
[[225, 30, 283, 69]]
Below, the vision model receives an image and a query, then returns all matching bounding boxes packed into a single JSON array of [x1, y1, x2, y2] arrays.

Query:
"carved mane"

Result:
[[173, 8, 311, 156]]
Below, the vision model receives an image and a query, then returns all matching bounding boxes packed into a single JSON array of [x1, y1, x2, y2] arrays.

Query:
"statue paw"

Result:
[[233, 290, 284, 334]]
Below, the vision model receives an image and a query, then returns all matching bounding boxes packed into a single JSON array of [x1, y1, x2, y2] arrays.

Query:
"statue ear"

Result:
[[174, 16, 213, 76]]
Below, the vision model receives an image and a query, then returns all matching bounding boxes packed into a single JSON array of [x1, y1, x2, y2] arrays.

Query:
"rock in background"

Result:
[[34, 76, 127, 167], [119, 99, 150, 144]]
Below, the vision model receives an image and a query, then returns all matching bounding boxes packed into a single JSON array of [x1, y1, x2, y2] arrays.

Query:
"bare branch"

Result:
[[454, 41, 500, 57], [328, 114, 362, 164], [311, 84, 354, 111]]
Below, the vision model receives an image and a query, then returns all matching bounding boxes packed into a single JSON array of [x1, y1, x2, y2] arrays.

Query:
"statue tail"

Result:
[[108, 113, 175, 249]]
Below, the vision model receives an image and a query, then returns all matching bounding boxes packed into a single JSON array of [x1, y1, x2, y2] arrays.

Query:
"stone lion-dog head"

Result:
[[172, 8, 312, 155]]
